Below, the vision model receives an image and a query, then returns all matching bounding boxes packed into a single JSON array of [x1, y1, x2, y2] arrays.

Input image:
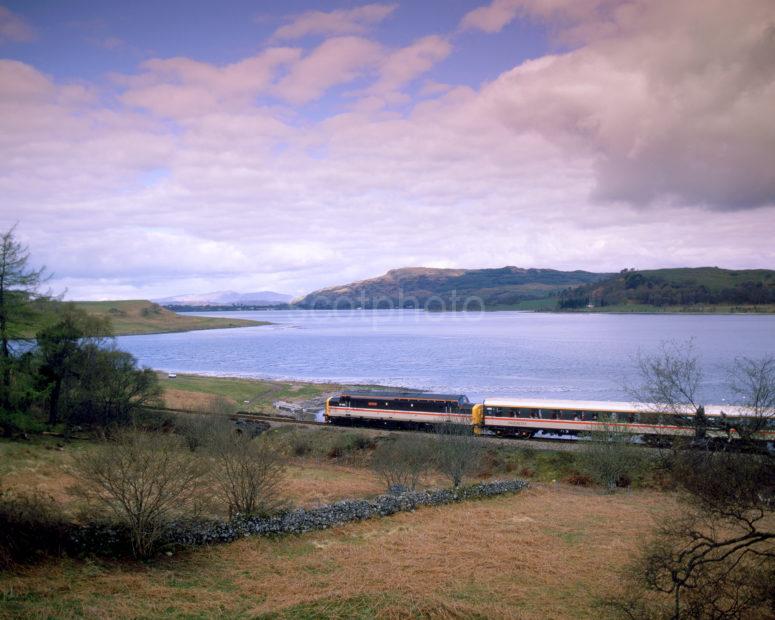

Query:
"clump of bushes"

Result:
[[270, 427, 376, 461], [288, 432, 313, 457], [174, 413, 232, 451], [326, 432, 376, 459], [72, 430, 208, 558], [577, 423, 647, 492], [69, 424, 288, 558], [371, 434, 435, 492], [476, 447, 517, 478], [209, 426, 286, 518]]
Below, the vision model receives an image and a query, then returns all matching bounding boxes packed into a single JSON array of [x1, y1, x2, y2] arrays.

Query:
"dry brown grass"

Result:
[[0, 439, 393, 520], [285, 462, 384, 506], [0, 484, 676, 619], [162, 388, 236, 412]]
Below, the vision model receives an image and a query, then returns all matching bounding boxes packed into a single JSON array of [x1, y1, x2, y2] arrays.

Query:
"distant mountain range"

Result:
[[155, 290, 292, 307], [293, 267, 610, 310]]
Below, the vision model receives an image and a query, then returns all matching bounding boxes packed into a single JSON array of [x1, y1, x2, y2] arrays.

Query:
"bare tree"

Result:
[[371, 433, 434, 493], [629, 449, 775, 619], [631, 340, 708, 441], [72, 430, 206, 558], [724, 356, 775, 444], [433, 419, 484, 489], [617, 346, 775, 618], [208, 427, 285, 518]]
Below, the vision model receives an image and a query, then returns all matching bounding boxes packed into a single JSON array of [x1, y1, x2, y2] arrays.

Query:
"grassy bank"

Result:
[[160, 373, 391, 414], [15, 300, 269, 338], [73, 300, 269, 335]]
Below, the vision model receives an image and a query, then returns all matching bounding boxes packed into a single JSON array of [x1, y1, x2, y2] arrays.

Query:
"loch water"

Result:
[[116, 310, 775, 403]]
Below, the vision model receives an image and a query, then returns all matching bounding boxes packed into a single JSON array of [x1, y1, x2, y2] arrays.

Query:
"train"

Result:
[[324, 391, 775, 444]]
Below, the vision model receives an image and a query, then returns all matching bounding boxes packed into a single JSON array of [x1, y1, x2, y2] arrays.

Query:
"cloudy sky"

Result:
[[2, 0, 774, 300]]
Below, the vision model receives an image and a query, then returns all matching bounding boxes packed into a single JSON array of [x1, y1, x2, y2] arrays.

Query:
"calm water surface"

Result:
[[116, 310, 775, 403]]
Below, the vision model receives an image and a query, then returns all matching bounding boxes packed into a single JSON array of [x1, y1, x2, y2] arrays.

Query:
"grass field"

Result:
[[0, 418, 676, 618], [160, 373, 340, 413], [72, 300, 269, 335], [0, 473, 673, 619]]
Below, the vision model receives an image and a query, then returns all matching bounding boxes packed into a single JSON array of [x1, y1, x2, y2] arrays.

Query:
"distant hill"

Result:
[[557, 267, 775, 310], [155, 290, 292, 307], [294, 267, 610, 310]]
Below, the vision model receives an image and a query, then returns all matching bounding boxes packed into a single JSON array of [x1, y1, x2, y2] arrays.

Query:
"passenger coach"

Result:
[[482, 398, 762, 441]]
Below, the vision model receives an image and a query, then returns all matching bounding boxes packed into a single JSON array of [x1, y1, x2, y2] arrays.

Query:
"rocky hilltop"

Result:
[[294, 266, 609, 310]]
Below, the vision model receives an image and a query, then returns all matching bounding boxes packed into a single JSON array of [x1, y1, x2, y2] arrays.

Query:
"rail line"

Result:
[[149, 406, 592, 453]]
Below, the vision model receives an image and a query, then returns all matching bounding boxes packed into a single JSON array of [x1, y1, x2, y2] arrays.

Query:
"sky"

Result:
[[1, 0, 774, 300]]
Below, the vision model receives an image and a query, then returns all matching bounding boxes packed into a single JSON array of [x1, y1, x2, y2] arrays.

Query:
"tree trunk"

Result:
[[48, 378, 62, 426]]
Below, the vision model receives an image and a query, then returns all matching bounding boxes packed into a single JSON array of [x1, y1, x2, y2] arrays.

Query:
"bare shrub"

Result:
[[433, 420, 484, 489], [72, 430, 207, 558], [371, 434, 434, 493], [174, 413, 232, 452], [209, 427, 286, 518], [0, 487, 68, 568], [579, 416, 646, 492]]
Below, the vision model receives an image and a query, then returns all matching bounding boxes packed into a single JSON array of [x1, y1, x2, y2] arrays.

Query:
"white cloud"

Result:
[[459, 0, 522, 33], [273, 36, 384, 104], [2, 1, 775, 301], [0, 5, 35, 43], [271, 3, 397, 40], [119, 48, 302, 118], [367, 35, 452, 102], [465, 0, 775, 208]]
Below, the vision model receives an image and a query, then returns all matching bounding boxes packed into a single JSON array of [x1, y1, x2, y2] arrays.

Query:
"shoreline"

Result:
[[113, 319, 272, 337], [185, 306, 775, 316]]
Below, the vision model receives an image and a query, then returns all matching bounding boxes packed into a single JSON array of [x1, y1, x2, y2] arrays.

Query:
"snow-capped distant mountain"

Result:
[[154, 290, 292, 307]]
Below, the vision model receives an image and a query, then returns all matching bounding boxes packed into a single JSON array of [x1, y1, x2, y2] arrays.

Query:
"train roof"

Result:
[[340, 391, 467, 402], [483, 397, 753, 417]]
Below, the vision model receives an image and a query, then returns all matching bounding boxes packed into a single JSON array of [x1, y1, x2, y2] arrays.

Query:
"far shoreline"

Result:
[[184, 305, 775, 316]]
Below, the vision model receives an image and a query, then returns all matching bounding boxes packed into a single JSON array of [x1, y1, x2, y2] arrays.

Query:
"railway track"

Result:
[[153, 406, 590, 453]]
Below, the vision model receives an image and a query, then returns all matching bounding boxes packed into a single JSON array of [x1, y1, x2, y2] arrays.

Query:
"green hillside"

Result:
[[557, 267, 775, 311], [294, 266, 610, 310]]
